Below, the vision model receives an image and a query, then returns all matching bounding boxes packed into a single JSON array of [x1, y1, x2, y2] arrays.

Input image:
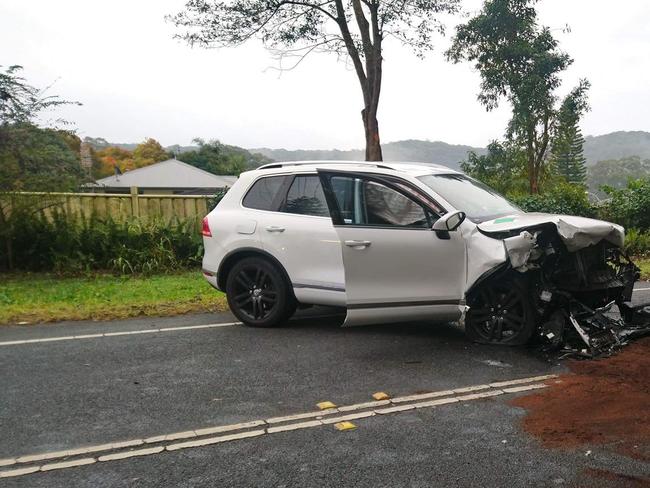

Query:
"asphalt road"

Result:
[[1, 284, 649, 487]]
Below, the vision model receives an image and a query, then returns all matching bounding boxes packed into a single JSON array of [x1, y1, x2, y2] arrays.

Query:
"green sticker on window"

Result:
[[494, 217, 516, 223]]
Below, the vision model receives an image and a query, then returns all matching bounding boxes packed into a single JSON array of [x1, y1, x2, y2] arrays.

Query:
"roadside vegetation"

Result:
[[1, 211, 203, 274], [638, 258, 650, 281], [0, 271, 227, 325]]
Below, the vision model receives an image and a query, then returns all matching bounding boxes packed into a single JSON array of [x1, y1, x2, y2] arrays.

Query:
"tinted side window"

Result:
[[282, 175, 330, 217], [330, 176, 431, 228], [242, 176, 287, 211]]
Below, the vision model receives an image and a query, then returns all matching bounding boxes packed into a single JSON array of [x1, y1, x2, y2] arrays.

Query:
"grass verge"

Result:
[[0, 271, 228, 325]]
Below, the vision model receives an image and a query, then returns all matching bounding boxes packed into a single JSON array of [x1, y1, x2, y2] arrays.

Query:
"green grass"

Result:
[[0, 271, 227, 325], [637, 257, 650, 281], [2, 257, 648, 326]]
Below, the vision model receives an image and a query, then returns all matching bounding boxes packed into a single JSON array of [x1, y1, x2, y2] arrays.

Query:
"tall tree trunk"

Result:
[[527, 147, 538, 194], [341, 0, 384, 162], [362, 108, 383, 161]]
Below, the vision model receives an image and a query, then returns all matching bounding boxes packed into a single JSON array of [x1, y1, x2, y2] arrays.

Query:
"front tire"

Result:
[[465, 276, 536, 346], [225, 257, 296, 327]]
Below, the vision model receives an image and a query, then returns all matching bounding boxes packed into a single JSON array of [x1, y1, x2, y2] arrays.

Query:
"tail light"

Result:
[[201, 217, 212, 237]]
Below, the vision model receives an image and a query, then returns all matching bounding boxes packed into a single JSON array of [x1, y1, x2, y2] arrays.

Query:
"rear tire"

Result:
[[465, 276, 536, 346], [226, 257, 296, 327]]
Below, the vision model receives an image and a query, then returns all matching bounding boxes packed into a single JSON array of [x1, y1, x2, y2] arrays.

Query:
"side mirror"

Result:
[[432, 210, 466, 232]]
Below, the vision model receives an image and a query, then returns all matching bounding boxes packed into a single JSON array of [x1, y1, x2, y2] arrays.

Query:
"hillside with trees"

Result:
[[252, 132, 649, 167], [588, 156, 650, 195], [84, 137, 272, 179], [584, 131, 650, 163], [251, 140, 486, 170]]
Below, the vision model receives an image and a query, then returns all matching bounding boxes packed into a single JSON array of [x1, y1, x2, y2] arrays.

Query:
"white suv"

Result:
[[201, 161, 638, 346]]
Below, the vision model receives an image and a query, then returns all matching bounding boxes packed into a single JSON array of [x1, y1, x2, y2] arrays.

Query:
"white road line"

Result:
[[40, 458, 96, 471], [0, 322, 241, 347], [98, 446, 164, 462], [166, 430, 265, 451], [0, 313, 345, 347], [0, 374, 556, 478], [635, 287, 650, 292]]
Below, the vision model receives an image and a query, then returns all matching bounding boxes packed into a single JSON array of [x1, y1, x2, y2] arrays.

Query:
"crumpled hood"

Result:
[[477, 213, 625, 252]]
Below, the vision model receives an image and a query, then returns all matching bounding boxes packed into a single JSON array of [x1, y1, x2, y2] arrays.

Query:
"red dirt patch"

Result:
[[511, 337, 650, 460]]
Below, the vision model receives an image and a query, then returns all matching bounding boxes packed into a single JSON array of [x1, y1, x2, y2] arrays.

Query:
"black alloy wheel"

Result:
[[226, 257, 296, 327], [465, 278, 536, 346]]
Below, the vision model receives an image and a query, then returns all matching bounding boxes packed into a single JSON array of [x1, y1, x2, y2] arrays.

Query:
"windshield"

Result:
[[418, 174, 522, 222]]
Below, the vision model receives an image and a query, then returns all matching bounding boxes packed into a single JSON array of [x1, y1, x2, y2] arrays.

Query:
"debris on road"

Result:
[[540, 298, 650, 359], [511, 337, 650, 461]]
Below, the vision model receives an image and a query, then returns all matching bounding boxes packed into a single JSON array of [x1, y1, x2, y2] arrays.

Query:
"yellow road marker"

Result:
[[372, 392, 390, 401], [317, 401, 337, 410], [334, 421, 357, 431]]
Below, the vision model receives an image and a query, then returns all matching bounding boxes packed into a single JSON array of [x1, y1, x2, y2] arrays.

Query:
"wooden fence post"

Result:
[[130, 187, 139, 218]]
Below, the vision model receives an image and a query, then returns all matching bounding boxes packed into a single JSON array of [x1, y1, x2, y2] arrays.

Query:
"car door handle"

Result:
[[344, 240, 371, 248], [265, 226, 286, 233]]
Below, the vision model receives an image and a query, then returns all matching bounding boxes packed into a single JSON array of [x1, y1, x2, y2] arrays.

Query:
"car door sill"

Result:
[[347, 299, 460, 309]]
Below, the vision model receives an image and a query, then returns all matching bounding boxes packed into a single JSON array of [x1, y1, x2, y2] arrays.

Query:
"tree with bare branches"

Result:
[[168, 0, 461, 161]]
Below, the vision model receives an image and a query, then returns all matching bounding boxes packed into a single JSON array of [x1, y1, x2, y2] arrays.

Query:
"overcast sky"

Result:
[[2, 0, 649, 150]]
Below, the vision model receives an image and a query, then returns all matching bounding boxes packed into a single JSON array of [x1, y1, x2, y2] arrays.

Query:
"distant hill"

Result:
[[85, 131, 650, 181], [251, 140, 487, 171], [583, 131, 650, 164], [252, 131, 650, 169]]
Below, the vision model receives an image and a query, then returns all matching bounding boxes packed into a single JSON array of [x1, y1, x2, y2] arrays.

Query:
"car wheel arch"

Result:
[[217, 247, 295, 296]]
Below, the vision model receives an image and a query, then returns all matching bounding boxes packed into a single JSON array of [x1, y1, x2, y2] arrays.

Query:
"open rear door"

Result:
[[318, 170, 466, 326]]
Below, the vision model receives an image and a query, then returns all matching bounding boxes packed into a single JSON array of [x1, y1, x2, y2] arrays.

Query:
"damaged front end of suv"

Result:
[[463, 214, 650, 357]]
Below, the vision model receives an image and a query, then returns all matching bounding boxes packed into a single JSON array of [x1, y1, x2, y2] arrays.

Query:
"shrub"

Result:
[[1, 209, 203, 274], [508, 182, 595, 218], [624, 228, 650, 257], [599, 178, 650, 231]]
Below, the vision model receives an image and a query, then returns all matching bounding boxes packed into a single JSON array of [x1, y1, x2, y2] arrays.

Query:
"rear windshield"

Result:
[[418, 174, 521, 222]]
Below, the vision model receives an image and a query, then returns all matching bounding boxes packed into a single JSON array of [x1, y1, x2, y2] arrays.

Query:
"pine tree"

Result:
[[551, 82, 590, 187], [552, 124, 587, 186]]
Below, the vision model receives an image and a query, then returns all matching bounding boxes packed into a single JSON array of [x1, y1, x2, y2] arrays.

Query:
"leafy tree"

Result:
[[169, 0, 461, 162], [447, 0, 587, 194], [0, 65, 83, 191], [94, 146, 135, 177], [1, 65, 78, 126], [0, 65, 82, 269], [551, 81, 590, 186], [133, 138, 170, 168], [460, 140, 528, 195], [179, 139, 247, 175], [0, 124, 83, 192]]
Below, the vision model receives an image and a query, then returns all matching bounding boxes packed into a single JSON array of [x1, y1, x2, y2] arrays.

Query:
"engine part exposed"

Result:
[[465, 225, 650, 357]]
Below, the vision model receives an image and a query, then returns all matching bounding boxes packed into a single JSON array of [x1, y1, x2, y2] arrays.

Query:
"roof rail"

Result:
[[257, 161, 396, 171]]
